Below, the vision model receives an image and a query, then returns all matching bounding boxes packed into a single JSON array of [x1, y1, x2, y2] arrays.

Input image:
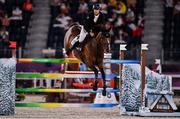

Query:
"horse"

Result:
[[64, 23, 110, 96]]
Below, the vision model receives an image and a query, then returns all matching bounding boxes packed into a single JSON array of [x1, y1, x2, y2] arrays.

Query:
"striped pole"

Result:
[[18, 58, 81, 63], [16, 73, 118, 79], [16, 103, 118, 108], [17, 58, 140, 64], [16, 88, 119, 93], [104, 53, 112, 87]]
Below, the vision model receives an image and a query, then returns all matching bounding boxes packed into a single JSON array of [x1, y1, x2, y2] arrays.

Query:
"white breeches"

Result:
[[79, 25, 88, 42], [71, 25, 87, 45]]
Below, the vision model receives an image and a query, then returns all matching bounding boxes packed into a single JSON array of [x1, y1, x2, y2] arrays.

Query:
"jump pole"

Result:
[[140, 44, 148, 108], [63, 48, 71, 101], [104, 53, 112, 88], [119, 44, 127, 94], [119, 44, 127, 106], [16, 102, 118, 108]]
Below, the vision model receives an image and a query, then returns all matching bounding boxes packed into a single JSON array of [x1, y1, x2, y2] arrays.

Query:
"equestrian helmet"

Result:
[[93, 3, 101, 10]]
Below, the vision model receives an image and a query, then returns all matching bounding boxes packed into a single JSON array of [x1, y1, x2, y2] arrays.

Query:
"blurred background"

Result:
[[0, 0, 180, 63], [0, 0, 180, 62], [0, 0, 180, 94]]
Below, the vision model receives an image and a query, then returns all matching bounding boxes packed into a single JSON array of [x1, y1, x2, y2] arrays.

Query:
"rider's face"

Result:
[[94, 9, 100, 16]]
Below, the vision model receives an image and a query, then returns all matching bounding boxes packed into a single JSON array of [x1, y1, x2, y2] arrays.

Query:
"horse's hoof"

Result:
[[93, 86, 98, 91], [102, 89, 106, 96], [93, 80, 98, 91]]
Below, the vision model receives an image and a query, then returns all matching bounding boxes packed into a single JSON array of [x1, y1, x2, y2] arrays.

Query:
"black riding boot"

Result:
[[66, 41, 80, 55]]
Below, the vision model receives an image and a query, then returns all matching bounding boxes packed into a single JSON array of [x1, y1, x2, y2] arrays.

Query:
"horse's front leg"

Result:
[[99, 67, 106, 96], [91, 67, 99, 91]]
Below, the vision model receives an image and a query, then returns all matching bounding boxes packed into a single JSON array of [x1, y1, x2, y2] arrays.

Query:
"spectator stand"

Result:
[[46, 0, 144, 59], [0, 0, 33, 58]]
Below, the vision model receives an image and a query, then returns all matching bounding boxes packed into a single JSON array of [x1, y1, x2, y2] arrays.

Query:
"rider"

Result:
[[66, 3, 106, 55]]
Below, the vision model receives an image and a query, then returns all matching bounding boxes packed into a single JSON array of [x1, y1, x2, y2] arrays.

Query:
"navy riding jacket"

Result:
[[83, 12, 106, 33]]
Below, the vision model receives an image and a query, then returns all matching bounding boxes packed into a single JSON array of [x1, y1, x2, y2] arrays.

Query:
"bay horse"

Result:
[[64, 23, 110, 96]]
